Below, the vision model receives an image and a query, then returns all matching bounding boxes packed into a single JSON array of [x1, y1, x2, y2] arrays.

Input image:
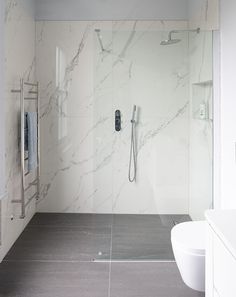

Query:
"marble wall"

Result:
[[36, 21, 191, 214], [0, 0, 36, 261], [188, 0, 219, 30], [188, 30, 213, 220], [187, 0, 217, 219]]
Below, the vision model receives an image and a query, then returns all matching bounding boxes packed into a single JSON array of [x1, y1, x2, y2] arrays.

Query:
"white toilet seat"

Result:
[[171, 221, 205, 255]]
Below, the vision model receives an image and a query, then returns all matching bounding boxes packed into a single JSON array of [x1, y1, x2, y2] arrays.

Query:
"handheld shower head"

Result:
[[131, 105, 137, 123], [129, 105, 137, 182]]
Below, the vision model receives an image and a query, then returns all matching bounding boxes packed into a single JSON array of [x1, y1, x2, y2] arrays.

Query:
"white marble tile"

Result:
[[189, 30, 213, 220], [38, 114, 114, 213], [1, 0, 36, 261], [112, 114, 189, 214], [188, 0, 219, 30], [112, 29, 189, 119], [36, 20, 211, 216]]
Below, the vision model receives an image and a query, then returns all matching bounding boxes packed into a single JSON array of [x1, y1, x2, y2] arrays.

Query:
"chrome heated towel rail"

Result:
[[11, 79, 40, 219]]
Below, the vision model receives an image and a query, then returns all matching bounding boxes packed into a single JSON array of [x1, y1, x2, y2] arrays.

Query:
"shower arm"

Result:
[[97, 34, 105, 52], [168, 28, 200, 40], [95, 29, 105, 52]]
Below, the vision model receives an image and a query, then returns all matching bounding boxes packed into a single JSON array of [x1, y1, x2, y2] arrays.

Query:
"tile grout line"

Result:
[[107, 215, 114, 297], [2, 259, 176, 263]]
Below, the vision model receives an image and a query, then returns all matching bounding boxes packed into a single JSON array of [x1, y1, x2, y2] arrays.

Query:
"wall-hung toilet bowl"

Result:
[[171, 221, 205, 292]]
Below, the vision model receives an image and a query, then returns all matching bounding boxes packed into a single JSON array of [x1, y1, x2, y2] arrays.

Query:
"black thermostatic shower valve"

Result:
[[115, 110, 121, 131]]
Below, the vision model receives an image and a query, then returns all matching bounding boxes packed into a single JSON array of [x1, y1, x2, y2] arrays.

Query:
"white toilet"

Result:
[[171, 221, 206, 292]]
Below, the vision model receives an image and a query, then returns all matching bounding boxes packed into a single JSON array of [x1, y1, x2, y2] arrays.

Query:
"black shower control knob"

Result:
[[115, 110, 121, 131]]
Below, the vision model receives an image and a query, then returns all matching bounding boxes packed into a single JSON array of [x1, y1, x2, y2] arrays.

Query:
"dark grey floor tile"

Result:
[[5, 225, 111, 262], [111, 214, 174, 260], [112, 214, 165, 228], [29, 213, 113, 228], [110, 262, 205, 297], [159, 214, 191, 227], [6, 214, 192, 262], [171, 214, 192, 225], [0, 261, 109, 297], [111, 228, 174, 260]]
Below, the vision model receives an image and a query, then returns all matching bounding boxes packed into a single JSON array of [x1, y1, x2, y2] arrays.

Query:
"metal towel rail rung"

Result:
[[25, 179, 38, 192], [24, 82, 38, 87], [11, 79, 40, 219], [25, 193, 38, 207], [24, 97, 38, 100]]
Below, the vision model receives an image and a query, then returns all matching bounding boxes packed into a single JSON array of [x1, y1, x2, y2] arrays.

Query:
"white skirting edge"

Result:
[[0, 192, 7, 200]]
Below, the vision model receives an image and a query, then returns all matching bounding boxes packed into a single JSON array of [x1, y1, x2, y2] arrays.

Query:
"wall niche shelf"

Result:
[[192, 80, 213, 86], [192, 80, 213, 120]]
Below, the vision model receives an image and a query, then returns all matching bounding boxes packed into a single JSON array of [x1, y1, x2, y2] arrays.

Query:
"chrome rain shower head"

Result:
[[160, 27, 200, 46], [160, 30, 182, 46], [160, 38, 181, 46]]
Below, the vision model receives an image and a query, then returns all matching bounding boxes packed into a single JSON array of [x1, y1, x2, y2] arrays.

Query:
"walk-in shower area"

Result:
[[1, 16, 213, 296], [34, 20, 213, 260]]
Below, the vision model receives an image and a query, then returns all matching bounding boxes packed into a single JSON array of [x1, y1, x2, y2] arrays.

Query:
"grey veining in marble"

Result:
[[2, 0, 37, 263], [189, 30, 213, 220], [138, 101, 189, 152], [36, 21, 191, 214]]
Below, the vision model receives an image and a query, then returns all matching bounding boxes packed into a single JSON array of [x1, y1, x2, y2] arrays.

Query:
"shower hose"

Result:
[[128, 119, 137, 182]]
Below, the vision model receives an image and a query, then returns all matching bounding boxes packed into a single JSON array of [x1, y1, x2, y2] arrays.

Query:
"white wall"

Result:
[[220, 0, 236, 209], [35, 0, 188, 20]]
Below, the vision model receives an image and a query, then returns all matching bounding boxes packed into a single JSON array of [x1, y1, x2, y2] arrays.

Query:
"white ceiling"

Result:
[[35, 0, 189, 21]]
